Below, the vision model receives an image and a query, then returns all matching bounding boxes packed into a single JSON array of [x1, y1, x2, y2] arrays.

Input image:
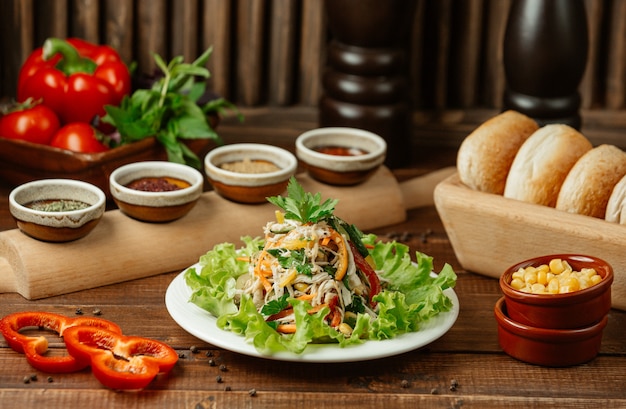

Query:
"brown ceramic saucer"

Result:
[[494, 297, 607, 367]]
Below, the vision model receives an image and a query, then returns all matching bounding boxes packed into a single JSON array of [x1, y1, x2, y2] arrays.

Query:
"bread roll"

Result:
[[556, 144, 626, 218], [605, 174, 626, 224], [457, 110, 539, 194], [503, 124, 592, 207]]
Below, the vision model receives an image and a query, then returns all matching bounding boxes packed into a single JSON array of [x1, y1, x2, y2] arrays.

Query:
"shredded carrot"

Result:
[[307, 303, 328, 314], [295, 293, 316, 301], [258, 274, 272, 293], [236, 256, 251, 262], [330, 311, 342, 328], [276, 324, 297, 334], [320, 236, 331, 246]]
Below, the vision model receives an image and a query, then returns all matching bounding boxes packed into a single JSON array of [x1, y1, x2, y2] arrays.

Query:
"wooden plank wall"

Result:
[[0, 0, 625, 115]]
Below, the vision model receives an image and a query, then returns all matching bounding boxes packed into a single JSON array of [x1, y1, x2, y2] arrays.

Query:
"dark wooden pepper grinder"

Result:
[[320, 0, 416, 168], [503, 0, 588, 129]]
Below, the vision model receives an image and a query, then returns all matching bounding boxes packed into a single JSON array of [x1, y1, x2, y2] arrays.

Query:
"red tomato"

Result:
[[50, 123, 109, 153], [0, 104, 61, 145]]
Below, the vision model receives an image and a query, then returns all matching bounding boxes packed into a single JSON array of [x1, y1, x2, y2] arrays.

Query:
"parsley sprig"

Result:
[[267, 177, 338, 223], [102, 46, 240, 169]]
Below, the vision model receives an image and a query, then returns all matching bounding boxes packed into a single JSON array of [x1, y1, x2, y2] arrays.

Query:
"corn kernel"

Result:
[[531, 283, 546, 294], [590, 275, 603, 286], [547, 278, 560, 294], [549, 258, 565, 274], [512, 270, 525, 281], [537, 270, 548, 285], [524, 270, 538, 285], [338, 323, 353, 336], [294, 283, 309, 292], [510, 278, 525, 290], [510, 258, 602, 295], [566, 277, 580, 292]]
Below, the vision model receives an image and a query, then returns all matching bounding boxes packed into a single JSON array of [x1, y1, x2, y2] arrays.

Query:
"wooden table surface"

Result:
[[0, 110, 625, 408]]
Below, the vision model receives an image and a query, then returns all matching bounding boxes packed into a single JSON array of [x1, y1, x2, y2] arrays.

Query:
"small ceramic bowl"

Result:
[[499, 254, 613, 329], [295, 127, 386, 185], [9, 179, 106, 242], [494, 297, 607, 367], [204, 143, 297, 203], [109, 161, 204, 222]]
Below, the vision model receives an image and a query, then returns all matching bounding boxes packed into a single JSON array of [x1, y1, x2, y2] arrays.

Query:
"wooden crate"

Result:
[[434, 172, 626, 311]]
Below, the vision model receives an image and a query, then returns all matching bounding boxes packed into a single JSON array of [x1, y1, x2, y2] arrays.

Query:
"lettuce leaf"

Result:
[[185, 236, 262, 317], [185, 235, 457, 354]]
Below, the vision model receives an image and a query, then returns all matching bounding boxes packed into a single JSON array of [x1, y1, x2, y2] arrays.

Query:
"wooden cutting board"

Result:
[[0, 166, 455, 299]]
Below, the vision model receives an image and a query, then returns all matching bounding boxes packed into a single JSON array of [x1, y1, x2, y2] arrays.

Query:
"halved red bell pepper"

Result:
[[63, 326, 178, 390], [17, 37, 131, 126], [0, 311, 122, 373]]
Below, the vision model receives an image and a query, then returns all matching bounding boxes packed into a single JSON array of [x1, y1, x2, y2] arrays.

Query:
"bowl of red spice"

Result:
[[204, 143, 297, 203], [295, 127, 387, 185], [109, 161, 204, 222], [9, 179, 106, 242]]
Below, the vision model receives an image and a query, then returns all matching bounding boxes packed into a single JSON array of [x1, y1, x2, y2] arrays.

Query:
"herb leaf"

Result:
[[267, 177, 338, 223], [102, 46, 240, 168], [261, 293, 290, 316], [267, 248, 313, 276]]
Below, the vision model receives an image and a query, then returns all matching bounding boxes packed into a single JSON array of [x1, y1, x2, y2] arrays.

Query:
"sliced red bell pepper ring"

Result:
[[0, 311, 122, 373], [63, 326, 178, 390]]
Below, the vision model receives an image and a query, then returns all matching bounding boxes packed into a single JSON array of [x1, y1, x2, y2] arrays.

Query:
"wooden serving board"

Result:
[[434, 172, 626, 311], [0, 166, 455, 299]]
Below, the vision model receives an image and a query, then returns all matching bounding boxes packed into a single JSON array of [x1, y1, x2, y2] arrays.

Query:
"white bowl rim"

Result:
[[204, 143, 298, 185], [295, 127, 387, 163], [109, 161, 204, 202], [9, 178, 106, 216]]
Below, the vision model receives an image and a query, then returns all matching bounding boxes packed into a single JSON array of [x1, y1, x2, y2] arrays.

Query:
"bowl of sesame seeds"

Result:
[[204, 143, 297, 204]]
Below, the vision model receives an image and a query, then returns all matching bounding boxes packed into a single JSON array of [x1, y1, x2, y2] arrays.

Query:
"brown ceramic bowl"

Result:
[[109, 161, 204, 222], [9, 179, 106, 242], [295, 127, 386, 185], [204, 143, 297, 203], [500, 254, 613, 329], [494, 297, 607, 367]]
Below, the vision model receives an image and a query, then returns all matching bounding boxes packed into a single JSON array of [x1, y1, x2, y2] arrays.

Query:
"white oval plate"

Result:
[[165, 265, 459, 363]]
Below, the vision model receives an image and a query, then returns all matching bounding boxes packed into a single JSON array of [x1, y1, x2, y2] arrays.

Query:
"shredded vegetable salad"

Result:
[[185, 177, 457, 354]]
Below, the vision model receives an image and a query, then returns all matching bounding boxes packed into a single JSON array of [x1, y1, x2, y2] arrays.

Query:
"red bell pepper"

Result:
[[349, 242, 382, 308], [0, 311, 122, 373], [17, 37, 131, 126], [63, 326, 178, 390]]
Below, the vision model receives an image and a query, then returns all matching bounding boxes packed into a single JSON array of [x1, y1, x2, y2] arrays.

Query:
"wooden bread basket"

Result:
[[434, 172, 626, 311]]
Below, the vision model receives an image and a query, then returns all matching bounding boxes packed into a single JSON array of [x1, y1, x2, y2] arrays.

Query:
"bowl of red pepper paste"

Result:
[[109, 161, 204, 222], [295, 127, 387, 185]]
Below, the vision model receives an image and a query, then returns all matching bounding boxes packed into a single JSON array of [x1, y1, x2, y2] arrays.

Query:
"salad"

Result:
[[185, 177, 457, 354]]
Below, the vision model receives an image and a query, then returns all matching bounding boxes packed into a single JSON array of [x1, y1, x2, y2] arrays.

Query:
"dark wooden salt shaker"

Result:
[[320, 0, 416, 167], [503, 0, 588, 130]]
